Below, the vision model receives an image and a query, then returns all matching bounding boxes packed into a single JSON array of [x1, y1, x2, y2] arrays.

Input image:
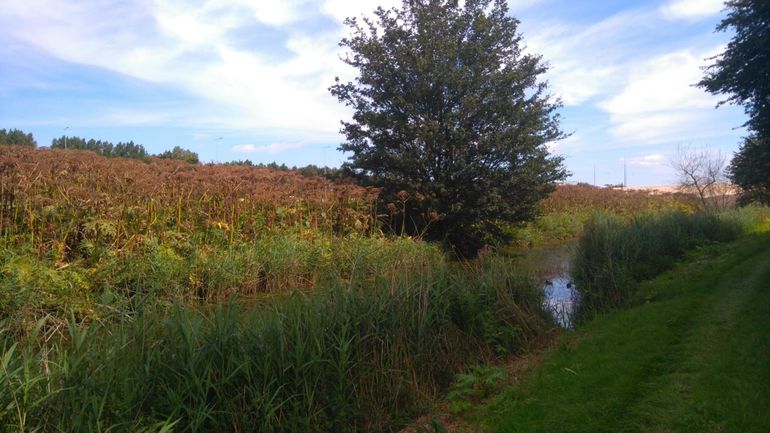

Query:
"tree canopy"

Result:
[[698, 0, 770, 203], [0, 128, 37, 147], [157, 145, 200, 164], [51, 136, 149, 160], [330, 0, 566, 256], [729, 134, 770, 204], [51, 136, 200, 163]]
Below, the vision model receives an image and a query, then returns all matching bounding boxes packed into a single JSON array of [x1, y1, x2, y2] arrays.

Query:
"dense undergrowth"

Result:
[[0, 252, 548, 433], [505, 184, 696, 248], [415, 207, 770, 433], [0, 147, 555, 432], [3, 146, 759, 432], [571, 206, 770, 321], [0, 146, 382, 328]]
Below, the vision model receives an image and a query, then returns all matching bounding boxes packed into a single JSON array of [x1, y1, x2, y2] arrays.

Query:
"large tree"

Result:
[[698, 0, 770, 203], [330, 0, 566, 257]]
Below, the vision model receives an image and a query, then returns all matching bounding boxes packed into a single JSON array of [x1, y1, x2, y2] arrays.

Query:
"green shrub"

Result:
[[446, 365, 507, 414]]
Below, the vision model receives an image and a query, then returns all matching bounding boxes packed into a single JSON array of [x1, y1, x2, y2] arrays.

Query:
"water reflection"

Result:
[[506, 242, 579, 328], [542, 276, 578, 328]]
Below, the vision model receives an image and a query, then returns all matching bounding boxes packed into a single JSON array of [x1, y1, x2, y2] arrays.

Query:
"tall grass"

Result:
[[0, 254, 546, 433], [0, 234, 455, 331], [504, 184, 697, 248], [571, 207, 769, 321]]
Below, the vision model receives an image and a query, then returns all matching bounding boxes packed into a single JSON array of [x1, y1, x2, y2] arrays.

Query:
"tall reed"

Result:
[[571, 208, 768, 321], [0, 254, 546, 433]]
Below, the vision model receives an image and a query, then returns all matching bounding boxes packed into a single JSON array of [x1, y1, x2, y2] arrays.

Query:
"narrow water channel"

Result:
[[543, 276, 578, 328], [508, 243, 579, 328]]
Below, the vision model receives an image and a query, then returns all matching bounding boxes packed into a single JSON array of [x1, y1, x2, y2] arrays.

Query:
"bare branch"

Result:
[[670, 144, 731, 212]]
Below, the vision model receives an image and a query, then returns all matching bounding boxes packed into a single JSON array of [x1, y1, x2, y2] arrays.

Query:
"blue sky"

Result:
[[0, 0, 747, 186]]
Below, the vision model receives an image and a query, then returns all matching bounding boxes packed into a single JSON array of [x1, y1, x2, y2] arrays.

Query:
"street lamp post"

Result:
[[63, 126, 70, 149], [215, 136, 223, 163]]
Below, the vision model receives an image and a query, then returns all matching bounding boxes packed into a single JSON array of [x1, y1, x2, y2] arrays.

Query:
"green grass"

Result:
[[473, 230, 770, 433]]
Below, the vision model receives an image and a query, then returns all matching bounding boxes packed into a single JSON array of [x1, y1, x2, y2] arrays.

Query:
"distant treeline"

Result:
[[0, 128, 37, 147], [224, 160, 345, 179], [2, 128, 344, 179], [51, 136, 199, 163], [51, 136, 150, 159]]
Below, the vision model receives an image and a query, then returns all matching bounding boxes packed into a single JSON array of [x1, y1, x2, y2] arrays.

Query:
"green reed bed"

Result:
[[0, 243, 547, 433], [0, 233, 456, 330], [571, 206, 769, 321]]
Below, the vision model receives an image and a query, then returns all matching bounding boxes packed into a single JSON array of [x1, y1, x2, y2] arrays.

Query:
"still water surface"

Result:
[[508, 243, 579, 328]]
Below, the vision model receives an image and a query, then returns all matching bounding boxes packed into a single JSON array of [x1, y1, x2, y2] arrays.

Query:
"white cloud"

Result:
[[0, 0, 744, 174], [0, 0, 355, 136], [661, 0, 725, 20], [240, 0, 313, 26], [507, 0, 546, 12], [321, 0, 401, 22], [320, 0, 545, 27], [626, 153, 665, 167], [0, 0, 558, 137], [521, 10, 661, 106], [231, 142, 306, 154], [600, 51, 713, 115], [96, 108, 175, 126], [598, 48, 723, 144]]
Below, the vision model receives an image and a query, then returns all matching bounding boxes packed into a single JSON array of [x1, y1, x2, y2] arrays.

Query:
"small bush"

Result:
[[446, 365, 508, 414]]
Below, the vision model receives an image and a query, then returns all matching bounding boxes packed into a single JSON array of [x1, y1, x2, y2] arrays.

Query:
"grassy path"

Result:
[[474, 232, 770, 433]]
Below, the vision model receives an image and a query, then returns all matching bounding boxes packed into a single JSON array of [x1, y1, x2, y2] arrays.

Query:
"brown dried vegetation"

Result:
[[542, 183, 696, 215], [0, 146, 378, 259]]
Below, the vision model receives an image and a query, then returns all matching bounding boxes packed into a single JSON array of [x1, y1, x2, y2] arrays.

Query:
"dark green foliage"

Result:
[[51, 137, 200, 163], [293, 164, 346, 180], [730, 134, 770, 204], [571, 211, 757, 321], [223, 160, 346, 180], [0, 128, 36, 147], [699, 0, 770, 135], [51, 136, 149, 159], [222, 159, 255, 166], [698, 0, 770, 203], [156, 146, 199, 164], [330, 0, 566, 257], [446, 365, 507, 414]]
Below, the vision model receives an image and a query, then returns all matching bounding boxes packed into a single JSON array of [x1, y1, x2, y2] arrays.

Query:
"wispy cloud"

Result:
[[660, 0, 725, 21], [598, 47, 723, 144], [522, 8, 668, 106], [626, 153, 666, 167], [0, 0, 357, 136], [0, 0, 746, 185], [231, 142, 306, 154], [95, 108, 176, 126], [321, 0, 401, 22]]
